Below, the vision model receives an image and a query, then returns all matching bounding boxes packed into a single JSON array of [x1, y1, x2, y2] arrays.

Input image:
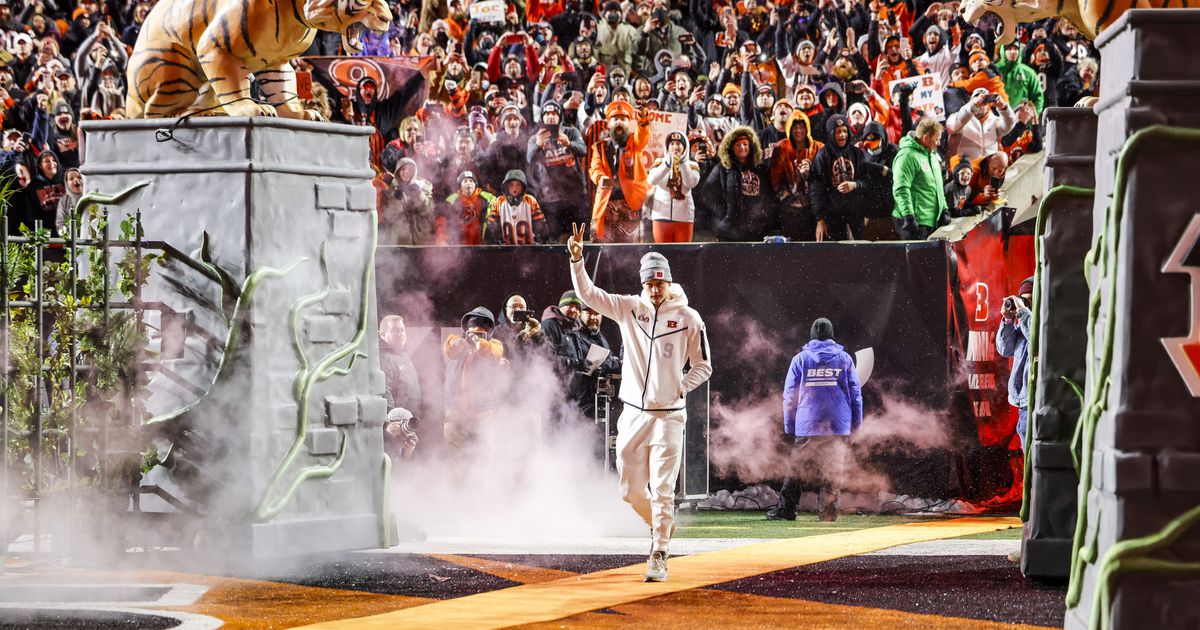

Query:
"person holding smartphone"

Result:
[[945, 87, 1016, 160], [997, 277, 1035, 450]]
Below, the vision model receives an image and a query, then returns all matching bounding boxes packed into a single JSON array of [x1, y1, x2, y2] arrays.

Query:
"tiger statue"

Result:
[[960, 0, 1187, 45], [126, 0, 391, 119]]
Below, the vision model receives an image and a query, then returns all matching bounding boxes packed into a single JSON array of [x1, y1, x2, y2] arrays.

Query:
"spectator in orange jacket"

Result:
[[951, 50, 1009, 104], [588, 100, 651, 242]]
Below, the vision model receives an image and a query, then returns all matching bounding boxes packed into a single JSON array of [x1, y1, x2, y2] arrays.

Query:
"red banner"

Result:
[[304, 55, 434, 103], [951, 212, 1034, 450]]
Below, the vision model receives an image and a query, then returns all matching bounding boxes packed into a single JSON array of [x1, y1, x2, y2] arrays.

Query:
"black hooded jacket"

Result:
[[810, 83, 845, 144], [810, 115, 868, 223], [859, 121, 899, 219], [705, 126, 775, 242], [540, 304, 581, 354]]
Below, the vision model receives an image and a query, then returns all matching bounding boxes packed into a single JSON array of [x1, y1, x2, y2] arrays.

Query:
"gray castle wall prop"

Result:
[[81, 117, 393, 559], [1065, 10, 1200, 628], [1022, 107, 1095, 580]]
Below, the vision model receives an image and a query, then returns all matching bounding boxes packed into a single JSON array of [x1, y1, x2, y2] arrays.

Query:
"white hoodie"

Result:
[[570, 258, 712, 412]]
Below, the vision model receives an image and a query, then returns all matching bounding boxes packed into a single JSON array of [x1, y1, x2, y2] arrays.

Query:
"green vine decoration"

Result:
[[252, 214, 378, 523], [1066, 126, 1200, 628], [1020, 184, 1094, 523]]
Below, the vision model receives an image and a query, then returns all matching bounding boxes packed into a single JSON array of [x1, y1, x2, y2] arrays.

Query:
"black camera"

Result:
[[512, 309, 535, 322], [984, 93, 1001, 104], [990, 176, 1003, 189]]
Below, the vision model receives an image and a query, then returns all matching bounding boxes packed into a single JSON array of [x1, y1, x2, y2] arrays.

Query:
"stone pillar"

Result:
[[1066, 9, 1200, 628], [81, 118, 392, 560], [1022, 108, 1096, 580]]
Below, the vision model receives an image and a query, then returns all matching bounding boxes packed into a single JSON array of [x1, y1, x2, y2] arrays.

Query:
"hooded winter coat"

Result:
[[859, 121, 899, 219], [569, 259, 712, 413], [810, 83, 846, 143], [526, 115, 588, 205], [810, 115, 868, 225], [783, 339, 863, 437], [646, 134, 701, 223], [994, 43, 1044, 114], [380, 158, 436, 245], [769, 111, 823, 220], [443, 306, 507, 415], [707, 126, 775, 241], [485, 169, 548, 244], [996, 304, 1031, 407], [540, 304, 582, 354]]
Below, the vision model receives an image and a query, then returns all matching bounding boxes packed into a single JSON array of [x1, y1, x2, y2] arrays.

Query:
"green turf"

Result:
[[953, 527, 1023, 540], [673, 511, 935, 539], [675, 510, 1023, 540]]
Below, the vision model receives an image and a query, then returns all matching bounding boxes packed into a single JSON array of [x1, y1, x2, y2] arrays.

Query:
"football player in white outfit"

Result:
[[566, 224, 713, 582]]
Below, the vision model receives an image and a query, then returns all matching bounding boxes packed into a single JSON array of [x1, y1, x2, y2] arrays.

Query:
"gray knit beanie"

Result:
[[811, 318, 834, 341], [639, 252, 673, 284]]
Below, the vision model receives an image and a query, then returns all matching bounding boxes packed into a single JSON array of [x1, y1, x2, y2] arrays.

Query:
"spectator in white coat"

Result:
[[946, 88, 1017, 161], [645, 131, 700, 242]]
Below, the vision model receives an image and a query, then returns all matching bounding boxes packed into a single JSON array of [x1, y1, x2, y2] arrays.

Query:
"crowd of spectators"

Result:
[[352, 0, 1101, 245], [0, 0, 1101, 244]]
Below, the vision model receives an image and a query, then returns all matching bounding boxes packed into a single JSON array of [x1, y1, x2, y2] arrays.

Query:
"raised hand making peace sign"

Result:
[[568, 222, 587, 262]]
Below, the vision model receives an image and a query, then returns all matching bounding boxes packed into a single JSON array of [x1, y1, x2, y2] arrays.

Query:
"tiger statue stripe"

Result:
[[961, 0, 1191, 46], [126, 0, 391, 119]]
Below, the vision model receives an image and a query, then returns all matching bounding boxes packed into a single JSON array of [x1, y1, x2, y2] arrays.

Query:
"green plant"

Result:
[[2, 182, 156, 500]]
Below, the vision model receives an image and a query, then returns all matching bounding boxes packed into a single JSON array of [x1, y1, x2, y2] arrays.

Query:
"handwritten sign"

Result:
[[889, 73, 946, 121], [470, 0, 506, 24], [643, 110, 688, 165]]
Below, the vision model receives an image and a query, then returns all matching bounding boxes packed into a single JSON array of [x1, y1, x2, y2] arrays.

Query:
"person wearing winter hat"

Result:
[[439, 170, 496, 245], [767, 317, 862, 522], [588, 100, 651, 242], [485, 169, 548, 245], [380, 157, 436, 246], [945, 158, 982, 218], [997, 277, 1035, 450], [442, 306, 507, 452], [566, 229, 713, 582], [480, 104, 531, 191], [646, 131, 700, 242], [540, 289, 584, 351], [810, 114, 868, 241], [528, 99, 588, 241]]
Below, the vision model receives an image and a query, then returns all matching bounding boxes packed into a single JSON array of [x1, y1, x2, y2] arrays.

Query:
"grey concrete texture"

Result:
[[1023, 108, 1094, 580], [1065, 10, 1200, 629], [80, 117, 391, 559]]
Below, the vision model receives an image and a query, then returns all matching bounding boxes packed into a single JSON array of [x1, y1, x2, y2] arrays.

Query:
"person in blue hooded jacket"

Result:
[[996, 276, 1034, 450], [767, 317, 863, 522]]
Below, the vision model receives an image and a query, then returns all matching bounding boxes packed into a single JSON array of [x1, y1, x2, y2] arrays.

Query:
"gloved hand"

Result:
[[900, 214, 918, 233]]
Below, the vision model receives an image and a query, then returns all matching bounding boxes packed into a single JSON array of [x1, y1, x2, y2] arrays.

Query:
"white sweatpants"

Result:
[[615, 406, 685, 553]]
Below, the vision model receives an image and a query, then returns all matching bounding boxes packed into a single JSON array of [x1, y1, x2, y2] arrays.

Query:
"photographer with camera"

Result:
[[495, 293, 546, 357], [996, 277, 1034, 451], [384, 407, 421, 461], [443, 307, 508, 453]]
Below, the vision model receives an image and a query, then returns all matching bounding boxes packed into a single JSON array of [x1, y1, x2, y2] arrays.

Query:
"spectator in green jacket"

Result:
[[891, 118, 947, 240], [995, 43, 1045, 116]]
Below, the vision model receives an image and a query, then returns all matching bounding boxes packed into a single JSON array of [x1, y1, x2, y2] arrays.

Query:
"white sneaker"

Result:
[[644, 550, 668, 582]]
